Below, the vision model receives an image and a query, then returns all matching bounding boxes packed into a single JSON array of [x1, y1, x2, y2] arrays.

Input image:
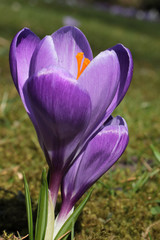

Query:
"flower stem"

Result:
[[53, 202, 74, 239], [49, 169, 62, 209]]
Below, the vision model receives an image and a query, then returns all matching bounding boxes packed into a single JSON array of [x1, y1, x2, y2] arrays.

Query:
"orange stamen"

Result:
[[76, 52, 84, 79], [76, 52, 90, 79]]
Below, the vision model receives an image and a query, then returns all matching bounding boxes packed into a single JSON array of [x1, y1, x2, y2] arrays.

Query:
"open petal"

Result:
[[9, 28, 43, 149], [29, 36, 58, 77], [52, 26, 93, 78], [106, 44, 133, 116], [9, 28, 40, 98], [23, 66, 91, 169], [62, 116, 128, 207], [78, 50, 120, 139]]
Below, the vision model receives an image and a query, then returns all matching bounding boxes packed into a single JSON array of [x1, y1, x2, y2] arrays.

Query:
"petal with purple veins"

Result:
[[29, 36, 58, 77], [9, 28, 44, 149], [78, 49, 120, 139], [23, 66, 91, 169], [52, 26, 93, 78], [61, 116, 128, 209], [9, 28, 40, 102], [106, 44, 133, 116]]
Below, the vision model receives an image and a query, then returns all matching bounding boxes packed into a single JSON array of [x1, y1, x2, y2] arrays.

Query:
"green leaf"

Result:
[[23, 173, 33, 240], [150, 144, 160, 163], [149, 232, 153, 240], [35, 169, 48, 240], [55, 188, 93, 240], [71, 221, 74, 240], [44, 190, 55, 240]]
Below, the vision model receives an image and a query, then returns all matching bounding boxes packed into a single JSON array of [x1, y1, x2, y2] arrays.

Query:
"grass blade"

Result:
[[35, 169, 48, 240], [55, 188, 93, 240], [23, 173, 33, 240], [150, 144, 160, 163], [132, 169, 159, 193]]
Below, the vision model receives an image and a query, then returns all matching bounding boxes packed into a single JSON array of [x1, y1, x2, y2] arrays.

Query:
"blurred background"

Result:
[[79, 0, 160, 11], [0, 0, 160, 239]]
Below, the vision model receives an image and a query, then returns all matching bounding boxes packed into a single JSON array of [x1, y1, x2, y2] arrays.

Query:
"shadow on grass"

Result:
[[0, 187, 82, 239], [0, 187, 30, 237]]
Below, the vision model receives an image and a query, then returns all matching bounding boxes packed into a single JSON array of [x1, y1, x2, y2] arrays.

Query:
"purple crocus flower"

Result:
[[9, 26, 133, 210]]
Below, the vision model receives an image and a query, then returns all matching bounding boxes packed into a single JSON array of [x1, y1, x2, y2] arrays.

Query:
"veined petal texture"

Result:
[[78, 50, 120, 139], [52, 26, 93, 78], [106, 44, 133, 116], [23, 66, 91, 169], [61, 116, 129, 209], [76, 44, 133, 155], [29, 35, 58, 77], [9, 28, 40, 110]]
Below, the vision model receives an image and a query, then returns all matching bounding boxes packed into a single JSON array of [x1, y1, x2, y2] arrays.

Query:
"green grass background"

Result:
[[0, 0, 160, 239]]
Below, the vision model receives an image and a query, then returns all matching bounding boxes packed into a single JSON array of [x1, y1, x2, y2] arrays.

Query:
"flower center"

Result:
[[76, 52, 90, 79]]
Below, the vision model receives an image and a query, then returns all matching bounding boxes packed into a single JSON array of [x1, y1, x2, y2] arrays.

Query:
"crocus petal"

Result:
[[23, 66, 91, 169], [106, 44, 133, 116], [61, 116, 128, 208], [52, 26, 93, 78], [29, 36, 58, 77], [78, 50, 120, 139], [9, 28, 44, 151], [9, 28, 40, 101]]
